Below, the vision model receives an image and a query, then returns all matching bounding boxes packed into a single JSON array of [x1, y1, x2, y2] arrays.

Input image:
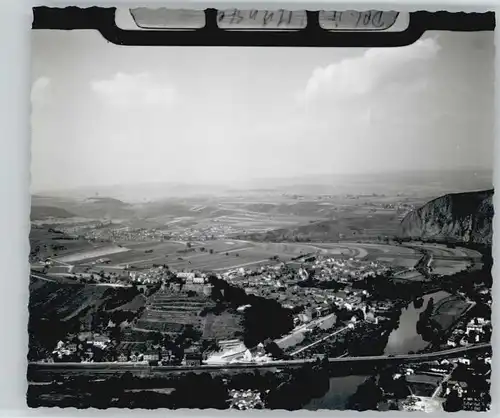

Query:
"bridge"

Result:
[[28, 343, 490, 378]]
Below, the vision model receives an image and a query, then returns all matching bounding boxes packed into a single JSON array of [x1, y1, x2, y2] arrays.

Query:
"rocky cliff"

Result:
[[398, 189, 494, 245]]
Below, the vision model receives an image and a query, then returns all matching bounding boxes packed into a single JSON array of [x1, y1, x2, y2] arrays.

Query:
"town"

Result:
[[29, 233, 492, 412]]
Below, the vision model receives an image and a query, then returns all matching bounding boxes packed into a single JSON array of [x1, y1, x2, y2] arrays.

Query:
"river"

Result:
[[384, 290, 450, 355], [304, 375, 369, 410], [303, 290, 451, 409]]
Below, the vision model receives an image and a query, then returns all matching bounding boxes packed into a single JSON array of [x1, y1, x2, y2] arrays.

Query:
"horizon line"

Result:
[[32, 167, 493, 196]]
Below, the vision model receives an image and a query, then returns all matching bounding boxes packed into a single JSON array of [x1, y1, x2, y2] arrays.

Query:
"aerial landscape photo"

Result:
[[28, 26, 493, 411]]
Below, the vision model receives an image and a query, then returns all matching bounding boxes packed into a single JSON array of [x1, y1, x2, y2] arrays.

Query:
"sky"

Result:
[[31, 29, 494, 193]]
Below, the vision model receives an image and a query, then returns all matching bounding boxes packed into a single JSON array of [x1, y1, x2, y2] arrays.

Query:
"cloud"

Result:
[[297, 38, 440, 105], [90, 72, 176, 108], [31, 76, 51, 105]]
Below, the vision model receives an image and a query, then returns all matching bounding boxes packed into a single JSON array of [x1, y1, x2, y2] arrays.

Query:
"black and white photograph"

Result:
[[28, 9, 493, 411]]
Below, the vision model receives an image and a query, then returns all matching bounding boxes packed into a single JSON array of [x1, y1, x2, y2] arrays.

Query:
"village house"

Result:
[[463, 395, 488, 411], [184, 348, 203, 366], [118, 353, 128, 362], [160, 349, 175, 363], [143, 350, 160, 362], [445, 380, 468, 397], [66, 343, 78, 353]]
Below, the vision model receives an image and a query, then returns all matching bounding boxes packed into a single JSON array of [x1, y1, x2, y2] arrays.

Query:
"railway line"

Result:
[[28, 343, 490, 377]]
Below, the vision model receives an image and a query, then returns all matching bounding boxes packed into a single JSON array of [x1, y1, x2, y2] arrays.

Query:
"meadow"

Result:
[[39, 234, 478, 277], [431, 296, 473, 331]]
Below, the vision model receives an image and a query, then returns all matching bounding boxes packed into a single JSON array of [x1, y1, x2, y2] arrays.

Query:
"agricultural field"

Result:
[[30, 227, 96, 260], [202, 311, 244, 340], [431, 260, 471, 276], [119, 240, 423, 272], [431, 296, 473, 331], [202, 213, 322, 234], [55, 245, 130, 263], [35, 231, 480, 278], [408, 242, 482, 259], [393, 271, 427, 282], [127, 290, 244, 341], [30, 190, 482, 278]]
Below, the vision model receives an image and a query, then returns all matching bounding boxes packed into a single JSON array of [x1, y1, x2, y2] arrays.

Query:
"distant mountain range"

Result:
[[30, 206, 76, 220], [30, 195, 134, 221], [31, 171, 495, 247], [33, 169, 492, 202], [398, 189, 494, 245]]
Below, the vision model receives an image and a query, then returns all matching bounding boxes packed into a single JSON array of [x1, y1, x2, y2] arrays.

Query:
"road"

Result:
[[28, 343, 490, 378], [30, 272, 79, 285], [30, 273, 56, 283], [290, 325, 350, 356], [431, 367, 455, 399], [212, 259, 270, 271], [30, 272, 131, 288], [275, 313, 337, 349]]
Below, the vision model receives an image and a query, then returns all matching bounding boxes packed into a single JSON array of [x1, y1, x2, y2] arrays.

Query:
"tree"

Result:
[[150, 331, 163, 346], [109, 324, 122, 344], [443, 390, 463, 412], [347, 376, 383, 411], [393, 376, 411, 399]]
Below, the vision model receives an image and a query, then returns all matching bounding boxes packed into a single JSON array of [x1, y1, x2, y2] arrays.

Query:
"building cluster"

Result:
[[221, 257, 387, 327], [48, 330, 205, 366], [205, 341, 273, 365], [228, 389, 265, 410], [446, 317, 492, 347], [394, 354, 490, 412], [441, 355, 491, 411], [128, 265, 173, 284], [118, 346, 202, 366], [50, 333, 111, 363], [125, 267, 215, 295], [167, 223, 237, 241], [58, 221, 114, 236], [68, 264, 211, 291], [83, 226, 167, 243], [302, 257, 391, 282]]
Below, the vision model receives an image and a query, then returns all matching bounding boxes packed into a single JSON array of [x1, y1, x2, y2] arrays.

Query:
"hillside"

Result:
[[31, 196, 133, 220], [30, 206, 76, 220], [398, 189, 494, 245], [28, 279, 145, 360], [235, 212, 399, 242]]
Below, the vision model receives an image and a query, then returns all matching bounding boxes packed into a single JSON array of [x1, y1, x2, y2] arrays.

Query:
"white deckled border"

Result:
[[0, 1, 497, 418]]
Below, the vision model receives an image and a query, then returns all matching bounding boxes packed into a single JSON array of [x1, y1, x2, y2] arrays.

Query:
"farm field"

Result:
[[431, 260, 471, 276], [407, 242, 482, 260], [202, 311, 244, 340], [30, 228, 97, 259], [108, 240, 417, 271], [393, 271, 427, 281], [431, 296, 473, 331], [129, 290, 244, 341], [55, 245, 130, 263], [205, 213, 323, 234], [35, 235, 481, 277]]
